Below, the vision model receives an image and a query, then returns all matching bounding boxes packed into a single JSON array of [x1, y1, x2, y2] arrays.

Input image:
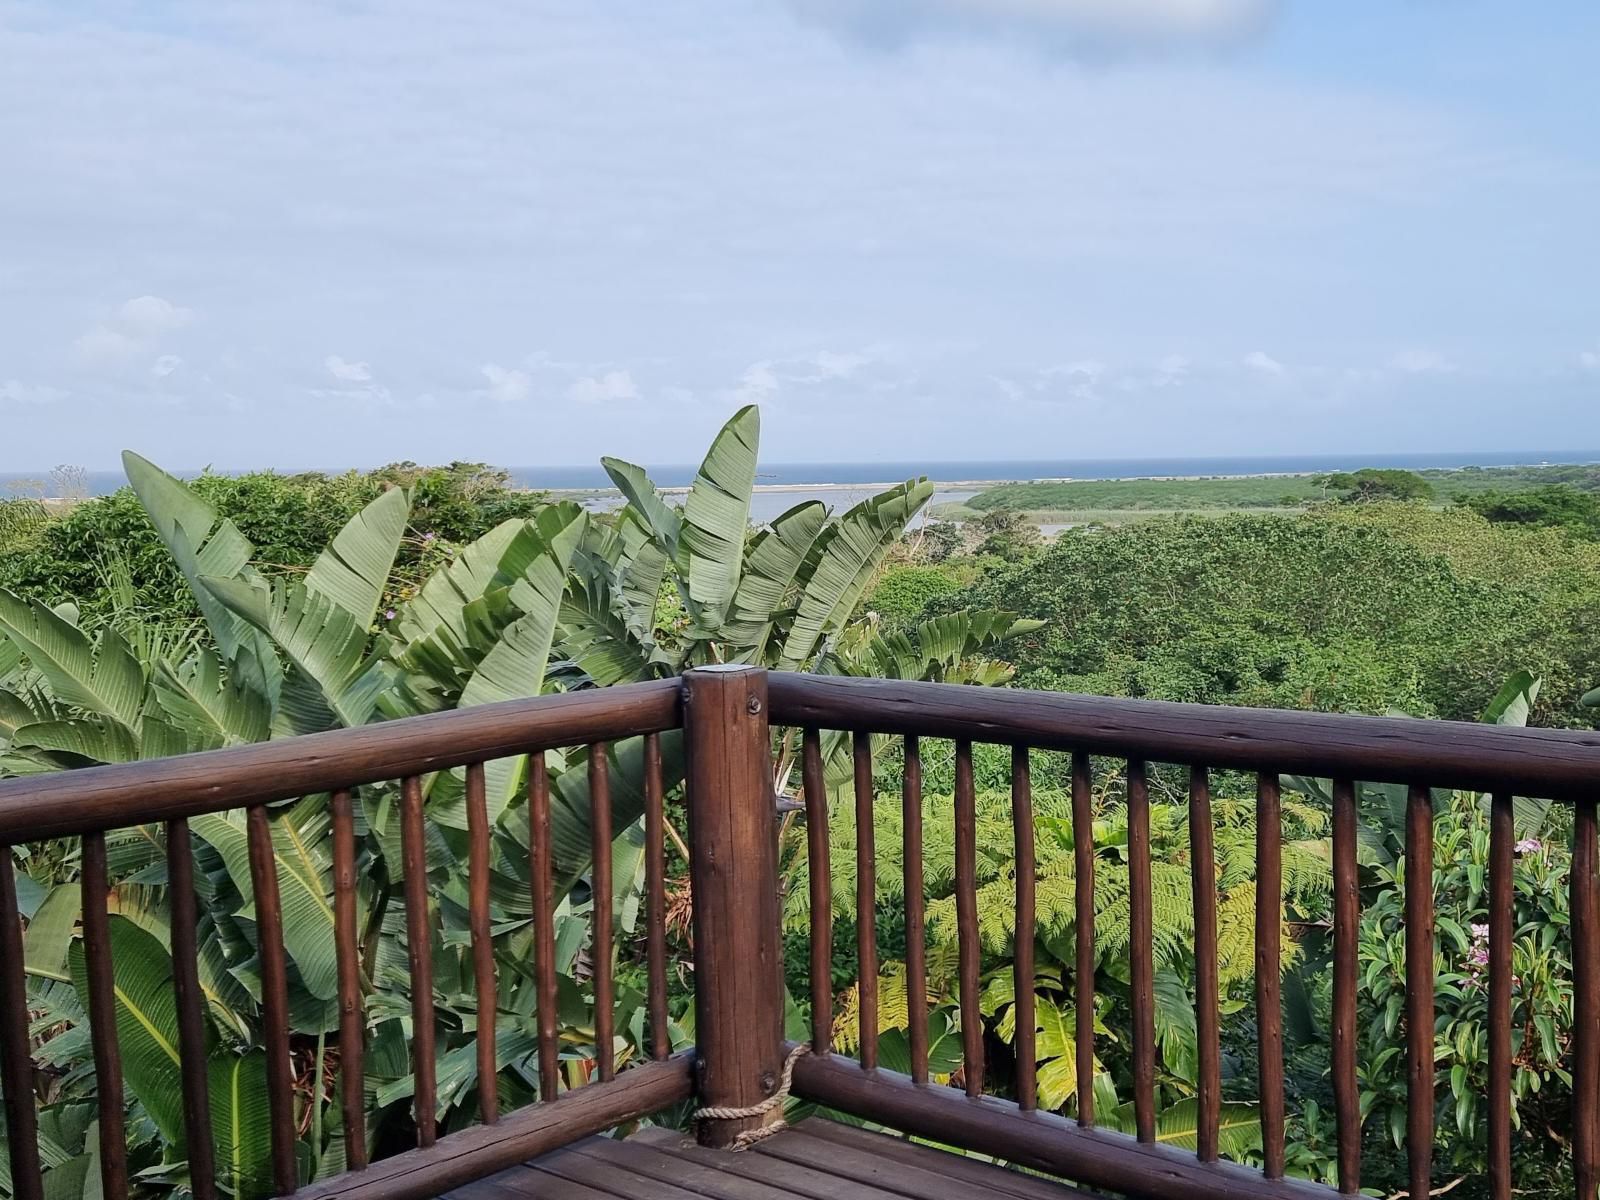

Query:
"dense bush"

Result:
[[863, 564, 961, 626]]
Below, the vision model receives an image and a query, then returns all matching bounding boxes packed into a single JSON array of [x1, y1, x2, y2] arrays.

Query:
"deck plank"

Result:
[[443, 1119, 1098, 1200]]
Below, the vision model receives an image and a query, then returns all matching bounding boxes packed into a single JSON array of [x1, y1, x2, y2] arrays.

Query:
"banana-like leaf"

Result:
[[613, 511, 671, 634], [678, 405, 760, 629], [0, 593, 146, 733], [548, 733, 685, 890], [121, 452, 281, 700], [1102, 1098, 1263, 1159], [305, 487, 410, 629], [723, 500, 829, 654], [12, 718, 141, 765], [1483, 670, 1541, 727], [837, 611, 1042, 683], [152, 648, 272, 748], [559, 549, 660, 688], [600, 458, 682, 558], [25, 884, 81, 978], [204, 577, 392, 733], [190, 798, 339, 1000], [1582, 685, 1600, 707], [67, 916, 189, 1148], [775, 479, 934, 672], [209, 1053, 275, 1200], [395, 518, 528, 649], [0, 688, 42, 746]]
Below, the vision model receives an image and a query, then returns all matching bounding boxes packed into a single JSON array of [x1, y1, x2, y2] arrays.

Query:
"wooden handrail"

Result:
[[0, 679, 681, 840], [767, 671, 1600, 800]]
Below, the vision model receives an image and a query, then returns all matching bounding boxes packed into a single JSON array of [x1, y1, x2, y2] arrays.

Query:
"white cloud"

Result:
[[117, 296, 193, 338], [1580, 346, 1600, 371], [1389, 348, 1455, 374], [567, 369, 638, 405], [481, 363, 532, 404], [1242, 350, 1285, 376], [0, 379, 67, 405], [783, 0, 1276, 52], [152, 354, 184, 378], [74, 294, 193, 367], [325, 354, 373, 382], [735, 362, 782, 403]]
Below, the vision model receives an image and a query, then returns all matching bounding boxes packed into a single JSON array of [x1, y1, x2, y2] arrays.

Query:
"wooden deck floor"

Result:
[[442, 1117, 1097, 1200]]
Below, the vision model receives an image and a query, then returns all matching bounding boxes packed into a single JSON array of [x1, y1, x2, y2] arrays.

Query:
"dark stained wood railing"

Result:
[[0, 679, 688, 1200], [4, 668, 1600, 1200], [768, 670, 1600, 1200]]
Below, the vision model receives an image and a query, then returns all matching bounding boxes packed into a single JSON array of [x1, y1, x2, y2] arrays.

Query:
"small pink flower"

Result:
[[1468, 946, 1489, 967], [1470, 923, 1490, 941], [1516, 838, 1543, 854], [384, 608, 397, 620]]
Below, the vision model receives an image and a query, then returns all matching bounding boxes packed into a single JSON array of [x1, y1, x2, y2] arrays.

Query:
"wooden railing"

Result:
[[2, 666, 1599, 1200], [768, 671, 1600, 1200]]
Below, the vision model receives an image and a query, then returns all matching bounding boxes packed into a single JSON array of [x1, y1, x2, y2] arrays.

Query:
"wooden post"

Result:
[[683, 665, 784, 1148]]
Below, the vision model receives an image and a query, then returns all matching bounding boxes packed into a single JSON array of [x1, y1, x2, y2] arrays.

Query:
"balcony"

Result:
[[2, 667, 1597, 1200]]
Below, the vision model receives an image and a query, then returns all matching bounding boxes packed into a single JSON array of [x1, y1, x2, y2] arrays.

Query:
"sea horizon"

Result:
[[3, 448, 1598, 499]]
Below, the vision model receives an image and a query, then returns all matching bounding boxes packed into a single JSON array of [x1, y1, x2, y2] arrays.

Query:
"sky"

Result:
[[2, 0, 1598, 471]]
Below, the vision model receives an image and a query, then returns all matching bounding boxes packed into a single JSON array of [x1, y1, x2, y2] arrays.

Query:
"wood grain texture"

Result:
[[1188, 767, 1220, 1163], [1331, 779, 1360, 1195], [529, 753, 560, 1100], [1404, 785, 1434, 1200], [589, 745, 615, 1083], [853, 731, 878, 1071], [1071, 752, 1094, 1127], [80, 832, 130, 1199], [791, 1047, 1340, 1200], [465, 762, 499, 1121], [0, 848, 43, 1200], [766, 673, 1600, 800], [1256, 774, 1284, 1179], [167, 818, 218, 1200], [802, 726, 832, 1056], [1012, 745, 1036, 1111], [401, 776, 438, 1146], [247, 804, 299, 1193], [683, 667, 784, 1148], [902, 736, 928, 1086], [954, 740, 983, 1099], [644, 734, 669, 1062], [331, 789, 368, 1170], [0, 680, 683, 841], [1127, 760, 1155, 1143]]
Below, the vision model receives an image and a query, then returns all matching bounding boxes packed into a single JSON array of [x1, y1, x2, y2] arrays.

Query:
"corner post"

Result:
[[683, 665, 784, 1148]]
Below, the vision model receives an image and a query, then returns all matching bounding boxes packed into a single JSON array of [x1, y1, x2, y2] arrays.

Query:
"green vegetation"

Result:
[[1316, 467, 1433, 502], [4, 425, 1599, 1199]]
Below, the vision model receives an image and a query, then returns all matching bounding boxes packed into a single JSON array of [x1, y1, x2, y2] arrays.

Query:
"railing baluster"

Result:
[[0, 846, 43, 1200], [853, 731, 878, 1070], [80, 832, 129, 1199], [1485, 790, 1511, 1200], [903, 735, 928, 1086], [1573, 798, 1599, 1200], [464, 762, 498, 1122], [1189, 766, 1220, 1161], [1332, 779, 1361, 1194], [1072, 751, 1095, 1127], [589, 744, 615, 1083], [1256, 773, 1285, 1178], [246, 805, 298, 1194], [644, 734, 669, 1062], [529, 752, 559, 1099], [1128, 759, 1155, 1144], [1405, 783, 1434, 1199], [954, 739, 983, 1099], [1013, 745, 1037, 1111], [167, 818, 218, 1200], [399, 776, 437, 1146], [802, 728, 832, 1054], [329, 790, 367, 1170]]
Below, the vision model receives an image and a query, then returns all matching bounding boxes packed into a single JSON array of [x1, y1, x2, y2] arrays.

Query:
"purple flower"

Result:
[[1470, 923, 1490, 942], [423, 531, 437, 543], [1468, 946, 1489, 967], [384, 608, 397, 620], [1516, 838, 1543, 854]]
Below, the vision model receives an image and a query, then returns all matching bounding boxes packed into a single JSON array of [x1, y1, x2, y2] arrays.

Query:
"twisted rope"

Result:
[[693, 1043, 810, 1149]]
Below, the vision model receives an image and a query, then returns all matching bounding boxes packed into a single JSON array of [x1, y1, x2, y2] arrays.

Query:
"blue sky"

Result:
[[2, 0, 1597, 470]]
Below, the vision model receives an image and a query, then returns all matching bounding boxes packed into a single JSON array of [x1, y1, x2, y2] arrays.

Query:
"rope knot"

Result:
[[692, 1044, 809, 1150]]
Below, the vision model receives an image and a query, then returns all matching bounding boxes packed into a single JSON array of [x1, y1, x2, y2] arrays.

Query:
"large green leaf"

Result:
[[203, 577, 391, 733], [775, 479, 934, 671], [191, 798, 338, 1000], [600, 458, 682, 558], [24, 885, 81, 979], [304, 487, 410, 629], [723, 500, 829, 655], [0, 593, 146, 733], [151, 648, 272, 748], [678, 405, 760, 629], [548, 734, 685, 890], [67, 917, 188, 1148], [394, 517, 529, 650], [209, 1053, 275, 1200], [1102, 1098, 1263, 1159]]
